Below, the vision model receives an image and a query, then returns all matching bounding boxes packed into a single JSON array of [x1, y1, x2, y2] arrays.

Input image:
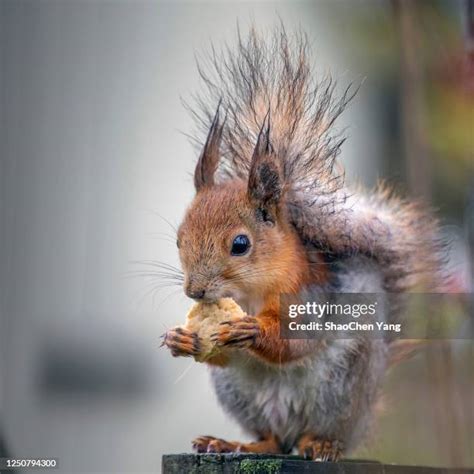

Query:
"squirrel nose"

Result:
[[186, 288, 206, 300]]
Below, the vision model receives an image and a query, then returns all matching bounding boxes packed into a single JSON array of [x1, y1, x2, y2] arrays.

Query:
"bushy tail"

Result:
[[289, 182, 447, 293]]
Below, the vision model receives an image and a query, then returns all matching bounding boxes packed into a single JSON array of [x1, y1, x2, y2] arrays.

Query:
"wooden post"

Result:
[[162, 454, 473, 473]]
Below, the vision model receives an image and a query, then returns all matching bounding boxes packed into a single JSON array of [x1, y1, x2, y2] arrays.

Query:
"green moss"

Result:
[[239, 458, 282, 474]]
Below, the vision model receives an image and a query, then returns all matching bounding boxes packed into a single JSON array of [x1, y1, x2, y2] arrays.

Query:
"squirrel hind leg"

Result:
[[297, 435, 344, 462], [192, 434, 282, 454]]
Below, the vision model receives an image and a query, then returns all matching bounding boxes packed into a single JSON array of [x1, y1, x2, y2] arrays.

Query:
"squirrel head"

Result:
[[177, 107, 307, 303]]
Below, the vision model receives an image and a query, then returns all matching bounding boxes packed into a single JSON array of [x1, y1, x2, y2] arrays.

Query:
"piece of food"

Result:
[[184, 297, 246, 361]]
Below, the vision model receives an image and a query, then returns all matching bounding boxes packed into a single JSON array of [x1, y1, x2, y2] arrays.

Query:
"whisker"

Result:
[[152, 287, 185, 311], [146, 210, 179, 234], [138, 282, 178, 307], [174, 361, 195, 384], [130, 260, 183, 273], [124, 271, 184, 282], [147, 231, 177, 240], [146, 233, 178, 245], [128, 262, 184, 284]]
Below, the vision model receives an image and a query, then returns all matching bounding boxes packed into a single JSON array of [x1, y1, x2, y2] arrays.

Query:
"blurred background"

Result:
[[0, 0, 472, 472]]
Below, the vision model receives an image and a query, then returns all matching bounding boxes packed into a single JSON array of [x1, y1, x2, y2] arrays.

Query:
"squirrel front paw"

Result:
[[162, 326, 201, 358], [210, 316, 260, 349]]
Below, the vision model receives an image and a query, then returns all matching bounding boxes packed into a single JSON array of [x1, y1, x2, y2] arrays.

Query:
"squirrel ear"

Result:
[[248, 111, 283, 223], [194, 102, 225, 192]]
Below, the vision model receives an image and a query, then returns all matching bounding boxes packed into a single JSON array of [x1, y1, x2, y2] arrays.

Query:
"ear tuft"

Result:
[[250, 161, 282, 206], [248, 110, 283, 220], [194, 101, 225, 192], [253, 109, 273, 157]]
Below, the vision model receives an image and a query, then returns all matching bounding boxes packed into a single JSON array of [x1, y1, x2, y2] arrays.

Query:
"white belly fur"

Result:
[[209, 338, 385, 451]]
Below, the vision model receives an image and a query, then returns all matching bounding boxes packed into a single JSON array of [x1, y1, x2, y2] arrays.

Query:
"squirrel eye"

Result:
[[231, 234, 251, 256]]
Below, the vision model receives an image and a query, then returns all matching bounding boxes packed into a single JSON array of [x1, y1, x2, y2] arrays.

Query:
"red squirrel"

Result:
[[163, 27, 445, 461]]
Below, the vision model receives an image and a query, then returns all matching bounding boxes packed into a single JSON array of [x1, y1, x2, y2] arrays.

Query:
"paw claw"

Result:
[[212, 317, 260, 349], [298, 438, 343, 462], [163, 326, 202, 358], [192, 435, 236, 454]]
